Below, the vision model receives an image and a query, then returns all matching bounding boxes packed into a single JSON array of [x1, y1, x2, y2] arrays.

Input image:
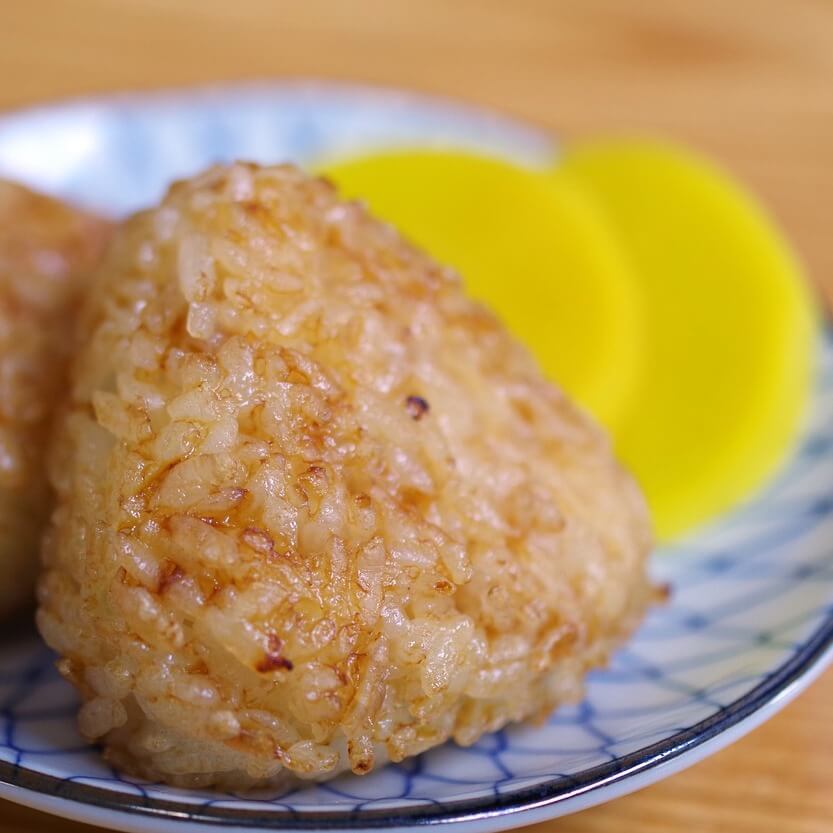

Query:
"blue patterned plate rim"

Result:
[[0, 612, 829, 829], [0, 81, 831, 830], [0, 79, 555, 216], [0, 79, 551, 133]]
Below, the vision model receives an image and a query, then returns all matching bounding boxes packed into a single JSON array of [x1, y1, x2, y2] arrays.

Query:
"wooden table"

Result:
[[1, 2, 831, 831]]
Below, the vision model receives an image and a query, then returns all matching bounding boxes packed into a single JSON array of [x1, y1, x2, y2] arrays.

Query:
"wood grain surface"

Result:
[[0, 2, 831, 831]]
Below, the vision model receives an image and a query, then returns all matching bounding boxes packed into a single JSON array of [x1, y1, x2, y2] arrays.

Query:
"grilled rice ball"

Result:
[[0, 180, 109, 618], [38, 163, 654, 788]]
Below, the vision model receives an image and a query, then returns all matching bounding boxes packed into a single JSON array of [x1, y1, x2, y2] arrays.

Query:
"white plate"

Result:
[[0, 82, 831, 833]]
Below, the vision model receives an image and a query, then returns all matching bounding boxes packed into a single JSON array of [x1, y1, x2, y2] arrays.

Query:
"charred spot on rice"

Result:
[[405, 395, 430, 420]]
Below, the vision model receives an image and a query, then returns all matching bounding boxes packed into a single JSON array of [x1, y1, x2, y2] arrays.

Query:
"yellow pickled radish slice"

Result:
[[321, 149, 641, 426], [560, 140, 819, 540]]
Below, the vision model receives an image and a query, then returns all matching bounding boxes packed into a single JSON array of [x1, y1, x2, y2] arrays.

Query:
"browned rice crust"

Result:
[[38, 163, 654, 788]]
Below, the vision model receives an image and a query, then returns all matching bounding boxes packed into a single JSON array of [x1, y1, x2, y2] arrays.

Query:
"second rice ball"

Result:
[[0, 181, 109, 618]]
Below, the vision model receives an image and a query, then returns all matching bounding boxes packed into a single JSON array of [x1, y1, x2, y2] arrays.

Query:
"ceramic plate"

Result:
[[0, 82, 831, 833]]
